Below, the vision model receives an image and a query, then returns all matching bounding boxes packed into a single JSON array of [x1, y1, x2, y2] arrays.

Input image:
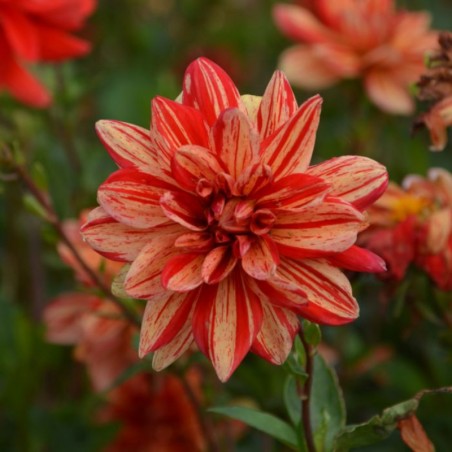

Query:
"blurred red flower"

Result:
[[360, 169, 452, 290], [273, 0, 437, 115], [0, 0, 95, 107], [82, 58, 388, 381]]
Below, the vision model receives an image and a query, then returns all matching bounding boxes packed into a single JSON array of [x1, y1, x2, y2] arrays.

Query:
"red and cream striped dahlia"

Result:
[[81, 57, 388, 381]]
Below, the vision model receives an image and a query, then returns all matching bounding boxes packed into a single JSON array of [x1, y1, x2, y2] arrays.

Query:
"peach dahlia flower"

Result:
[[273, 0, 438, 115], [0, 0, 95, 107], [82, 57, 388, 381]]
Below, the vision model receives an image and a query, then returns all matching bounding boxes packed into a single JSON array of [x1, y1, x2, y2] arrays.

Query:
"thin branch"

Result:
[[4, 146, 140, 327], [298, 327, 316, 452]]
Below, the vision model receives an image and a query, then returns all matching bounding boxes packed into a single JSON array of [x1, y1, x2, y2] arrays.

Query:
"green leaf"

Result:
[[310, 354, 346, 452], [284, 375, 301, 426], [335, 399, 419, 451], [302, 320, 322, 347], [209, 406, 298, 449]]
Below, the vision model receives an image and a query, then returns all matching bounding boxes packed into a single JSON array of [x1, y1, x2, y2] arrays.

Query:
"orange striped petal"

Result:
[[272, 198, 364, 258], [139, 290, 198, 357], [161, 253, 205, 291], [261, 95, 322, 179], [182, 57, 243, 126], [274, 258, 359, 325], [192, 272, 263, 381], [306, 155, 388, 210], [257, 70, 298, 140], [211, 108, 259, 180], [98, 169, 172, 229], [251, 303, 299, 365]]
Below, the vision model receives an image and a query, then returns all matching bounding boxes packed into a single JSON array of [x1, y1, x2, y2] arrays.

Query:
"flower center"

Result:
[[390, 195, 430, 222]]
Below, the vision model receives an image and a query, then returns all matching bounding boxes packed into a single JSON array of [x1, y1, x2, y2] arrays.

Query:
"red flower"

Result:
[[0, 0, 95, 107], [82, 58, 388, 381], [273, 0, 437, 114], [360, 169, 452, 290]]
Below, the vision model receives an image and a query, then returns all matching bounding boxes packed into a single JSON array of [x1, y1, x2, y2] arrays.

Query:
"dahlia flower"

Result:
[[82, 57, 388, 381], [360, 169, 452, 290], [0, 0, 95, 107], [273, 0, 438, 114]]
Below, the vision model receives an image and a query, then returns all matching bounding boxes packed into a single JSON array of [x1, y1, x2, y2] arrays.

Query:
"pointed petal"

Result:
[[306, 156, 388, 210], [202, 246, 238, 284], [182, 57, 243, 126], [161, 253, 205, 291], [211, 108, 259, 180], [98, 169, 172, 229], [272, 198, 365, 258], [241, 235, 280, 280], [81, 206, 180, 262], [364, 70, 414, 115], [124, 233, 181, 299], [160, 191, 207, 231], [252, 304, 299, 365], [172, 145, 223, 192], [327, 245, 387, 273], [257, 70, 298, 140], [253, 173, 330, 210], [139, 290, 198, 356], [192, 271, 263, 381], [274, 258, 359, 325], [261, 95, 322, 180], [95, 120, 164, 174]]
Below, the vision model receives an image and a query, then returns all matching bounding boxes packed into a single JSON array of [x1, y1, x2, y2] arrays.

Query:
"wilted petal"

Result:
[[211, 108, 259, 180], [139, 290, 198, 356], [192, 271, 263, 381], [251, 303, 299, 365], [98, 168, 173, 229], [398, 415, 434, 452], [261, 95, 322, 179], [257, 70, 298, 140], [182, 57, 243, 126], [272, 198, 365, 258], [306, 156, 388, 210], [273, 258, 359, 325], [161, 253, 205, 291]]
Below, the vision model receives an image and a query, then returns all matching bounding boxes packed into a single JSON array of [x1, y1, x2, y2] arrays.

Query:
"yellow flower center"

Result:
[[390, 195, 429, 222]]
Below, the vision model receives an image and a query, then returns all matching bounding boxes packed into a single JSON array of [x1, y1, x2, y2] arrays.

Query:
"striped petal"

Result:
[[261, 95, 322, 180], [81, 206, 180, 262], [98, 169, 172, 229], [257, 70, 298, 140], [253, 173, 330, 210], [139, 289, 199, 357], [251, 303, 300, 365], [160, 191, 207, 231], [182, 57, 243, 126], [241, 235, 280, 280], [161, 253, 205, 291], [211, 108, 259, 180], [95, 120, 163, 174], [124, 234, 181, 299], [172, 145, 223, 192], [192, 271, 263, 381], [273, 258, 359, 325], [327, 245, 387, 273], [202, 246, 238, 284], [306, 156, 388, 210], [151, 96, 209, 167], [272, 198, 365, 258]]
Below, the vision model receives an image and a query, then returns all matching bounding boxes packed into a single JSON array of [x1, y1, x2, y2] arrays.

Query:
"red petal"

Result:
[[192, 271, 263, 381], [139, 290, 198, 356], [328, 245, 387, 273], [306, 156, 388, 210], [202, 246, 238, 284], [211, 108, 259, 180], [161, 253, 205, 291], [160, 191, 207, 231], [261, 95, 322, 180], [257, 70, 298, 140], [241, 235, 280, 280], [182, 57, 243, 126], [251, 303, 299, 365]]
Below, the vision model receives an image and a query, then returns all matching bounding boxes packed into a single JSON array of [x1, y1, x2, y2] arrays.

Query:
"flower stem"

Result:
[[298, 327, 316, 452], [4, 146, 141, 327]]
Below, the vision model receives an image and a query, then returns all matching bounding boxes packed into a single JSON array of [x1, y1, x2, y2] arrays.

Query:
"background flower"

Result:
[[273, 0, 438, 114], [0, 0, 95, 107]]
